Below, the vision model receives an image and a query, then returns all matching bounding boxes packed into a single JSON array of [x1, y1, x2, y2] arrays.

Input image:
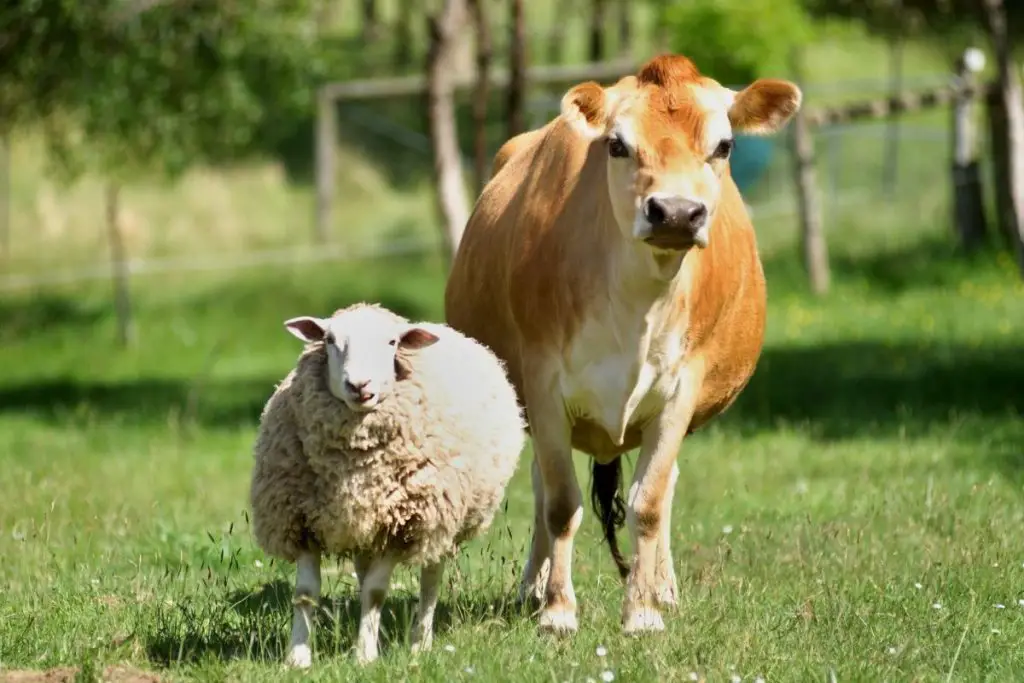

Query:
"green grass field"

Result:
[[2, 170, 1024, 682], [3, 20, 1024, 682]]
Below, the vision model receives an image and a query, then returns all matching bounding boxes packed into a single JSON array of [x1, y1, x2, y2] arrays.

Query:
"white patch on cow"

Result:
[[559, 250, 688, 448], [690, 85, 735, 159]]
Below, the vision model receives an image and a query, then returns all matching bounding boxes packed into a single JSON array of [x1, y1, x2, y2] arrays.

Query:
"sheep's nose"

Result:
[[344, 379, 375, 403]]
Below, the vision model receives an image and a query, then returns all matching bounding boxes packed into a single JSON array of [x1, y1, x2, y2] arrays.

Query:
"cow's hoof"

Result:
[[622, 606, 665, 634], [538, 606, 578, 636], [656, 580, 679, 609], [285, 644, 312, 669]]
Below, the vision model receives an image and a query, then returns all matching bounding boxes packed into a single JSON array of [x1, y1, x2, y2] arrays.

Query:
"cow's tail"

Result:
[[590, 458, 630, 579]]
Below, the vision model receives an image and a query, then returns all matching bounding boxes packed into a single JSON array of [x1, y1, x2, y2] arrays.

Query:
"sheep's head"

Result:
[[283, 305, 439, 412]]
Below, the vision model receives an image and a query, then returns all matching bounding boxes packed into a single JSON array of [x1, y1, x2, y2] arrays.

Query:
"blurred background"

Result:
[[1, 0, 1023, 678]]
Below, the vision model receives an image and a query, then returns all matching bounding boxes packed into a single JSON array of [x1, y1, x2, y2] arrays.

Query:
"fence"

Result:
[[0, 63, 996, 348]]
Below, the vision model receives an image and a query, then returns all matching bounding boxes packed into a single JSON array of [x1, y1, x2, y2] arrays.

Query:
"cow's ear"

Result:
[[728, 79, 802, 136], [561, 81, 611, 139]]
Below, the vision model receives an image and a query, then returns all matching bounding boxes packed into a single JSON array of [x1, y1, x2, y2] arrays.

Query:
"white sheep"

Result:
[[248, 302, 525, 667]]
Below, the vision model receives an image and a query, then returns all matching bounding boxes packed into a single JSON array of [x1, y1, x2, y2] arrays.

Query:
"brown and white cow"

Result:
[[444, 54, 801, 634]]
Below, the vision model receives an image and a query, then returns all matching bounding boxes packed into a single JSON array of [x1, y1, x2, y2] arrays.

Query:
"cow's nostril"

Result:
[[687, 203, 708, 228], [645, 198, 667, 225]]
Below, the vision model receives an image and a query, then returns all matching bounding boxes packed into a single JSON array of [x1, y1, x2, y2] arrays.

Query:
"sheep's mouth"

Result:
[[342, 394, 380, 412]]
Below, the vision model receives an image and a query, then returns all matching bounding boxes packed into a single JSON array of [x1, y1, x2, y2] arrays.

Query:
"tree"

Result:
[[426, 0, 472, 262], [507, 0, 528, 138], [661, 0, 813, 86]]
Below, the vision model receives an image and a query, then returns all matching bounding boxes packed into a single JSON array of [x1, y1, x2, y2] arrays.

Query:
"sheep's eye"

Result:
[[388, 339, 397, 347], [608, 136, 629, 158], [711, 138, 734, 160], [324, 333, 336, 345]]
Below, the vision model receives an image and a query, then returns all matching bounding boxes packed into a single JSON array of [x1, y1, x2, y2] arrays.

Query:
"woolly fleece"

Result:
[[249, 304, 526, 566]]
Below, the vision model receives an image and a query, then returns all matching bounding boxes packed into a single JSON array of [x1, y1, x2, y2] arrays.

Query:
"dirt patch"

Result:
[[0, 665, 163, 683]]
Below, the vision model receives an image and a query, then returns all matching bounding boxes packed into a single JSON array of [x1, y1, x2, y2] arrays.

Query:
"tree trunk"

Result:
[[426, 0, 471, 262], [0, 133, 8, 267], [982, 0, 1024, 276], [507, 0, 527, 139], [546, 0, 573, 64], [589, 0, 608, 62], [315, 88, 336, 245], [616, 0, 631, 57], [468, 0, 492, 193], [106, 183, 135, 347], [789, 49, 830, 295], [361, 0, 380, 42], [393, 0, 416, 69]]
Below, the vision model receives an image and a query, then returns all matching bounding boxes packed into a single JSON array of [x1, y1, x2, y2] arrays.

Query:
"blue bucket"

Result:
[[730, 134, 776, 196]]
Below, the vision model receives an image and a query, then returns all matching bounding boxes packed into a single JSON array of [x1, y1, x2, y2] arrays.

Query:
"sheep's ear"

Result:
[[399, 327, 439, 350], [284, 316, 327, 342]]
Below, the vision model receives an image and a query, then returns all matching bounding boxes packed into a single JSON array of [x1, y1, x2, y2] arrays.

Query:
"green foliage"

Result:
[[660, 0, 814, 85], [0, 0, 350, 182]]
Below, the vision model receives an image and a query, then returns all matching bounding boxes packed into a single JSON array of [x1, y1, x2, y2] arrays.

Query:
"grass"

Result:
[[3, 18, 1024, 681], [2, 158, 1024, 681]]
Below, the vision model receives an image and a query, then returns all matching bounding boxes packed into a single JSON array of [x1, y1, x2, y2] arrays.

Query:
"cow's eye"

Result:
[[608, 136, 629, 158], [711, 138, 734, 160]]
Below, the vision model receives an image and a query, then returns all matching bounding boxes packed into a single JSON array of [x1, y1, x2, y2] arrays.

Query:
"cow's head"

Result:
[[561, 54, 801, 251]]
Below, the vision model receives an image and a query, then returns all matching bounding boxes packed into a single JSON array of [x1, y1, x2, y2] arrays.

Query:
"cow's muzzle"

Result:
[[642, 196, 709, 250]]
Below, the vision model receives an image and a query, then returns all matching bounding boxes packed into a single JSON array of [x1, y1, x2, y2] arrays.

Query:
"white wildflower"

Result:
[[914, 582, 923, 589], [994, 603, 1005, 609], [688, 674, 699, 682], [601, 672, 615, 683], [932, 602, 942, 609], [596, 646, 608, 657], [464, 667, 474, 675], [730, 675, 741, 683], [444, 644, 456, 653], [254, 559, 263, 568], [722, 525, 734, 535]]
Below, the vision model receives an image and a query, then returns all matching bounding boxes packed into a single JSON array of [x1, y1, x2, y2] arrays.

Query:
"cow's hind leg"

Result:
[[518, 456, 551, 608], [525, 381, 581, 635]]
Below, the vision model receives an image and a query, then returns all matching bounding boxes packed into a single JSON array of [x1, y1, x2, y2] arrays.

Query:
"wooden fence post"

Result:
[[0, 133, 8, 267], [951, 47, 988, 250], [982, 0, 1024, 276], [789, 51, 830, 295], [468, 0, 492, 193], [106, 183, 135, 348], [315, 87, 336, 245]]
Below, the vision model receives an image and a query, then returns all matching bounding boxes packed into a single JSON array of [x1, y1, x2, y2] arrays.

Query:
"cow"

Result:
[[444, 53, 801, 635]]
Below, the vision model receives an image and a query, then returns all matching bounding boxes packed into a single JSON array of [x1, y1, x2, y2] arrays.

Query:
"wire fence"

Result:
[[0, 73, 960, 294]]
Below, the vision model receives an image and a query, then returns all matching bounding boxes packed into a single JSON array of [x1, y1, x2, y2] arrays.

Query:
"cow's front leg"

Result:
[[654, 461, 680, 608], [622, 400, 692, 634], [518, 456, 551, 608], [524, 381, 580, 635]]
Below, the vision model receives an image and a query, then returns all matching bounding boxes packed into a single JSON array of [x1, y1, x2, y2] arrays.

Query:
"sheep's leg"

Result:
[[518, 456, 551, 608], [285, 550, 321, 669], [410, 560, 445, 654], [354, 556, 396, 665]]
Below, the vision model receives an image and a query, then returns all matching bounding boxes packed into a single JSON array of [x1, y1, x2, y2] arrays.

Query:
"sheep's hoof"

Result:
[[537, 606, 578, 636], [284, 644, 312, 669], [622, 605, 665, 635]]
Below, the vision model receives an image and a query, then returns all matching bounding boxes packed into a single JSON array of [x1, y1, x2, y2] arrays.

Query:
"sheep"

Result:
[[248, 302, 526, 667]]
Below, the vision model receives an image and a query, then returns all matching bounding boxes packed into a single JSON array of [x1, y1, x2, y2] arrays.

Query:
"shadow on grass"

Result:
[[144, 579, 526, 666]]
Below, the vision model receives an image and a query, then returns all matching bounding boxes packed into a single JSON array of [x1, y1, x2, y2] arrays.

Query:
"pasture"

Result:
[[2, 27, 1024, 679], [2, 180, 1024, 682]]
